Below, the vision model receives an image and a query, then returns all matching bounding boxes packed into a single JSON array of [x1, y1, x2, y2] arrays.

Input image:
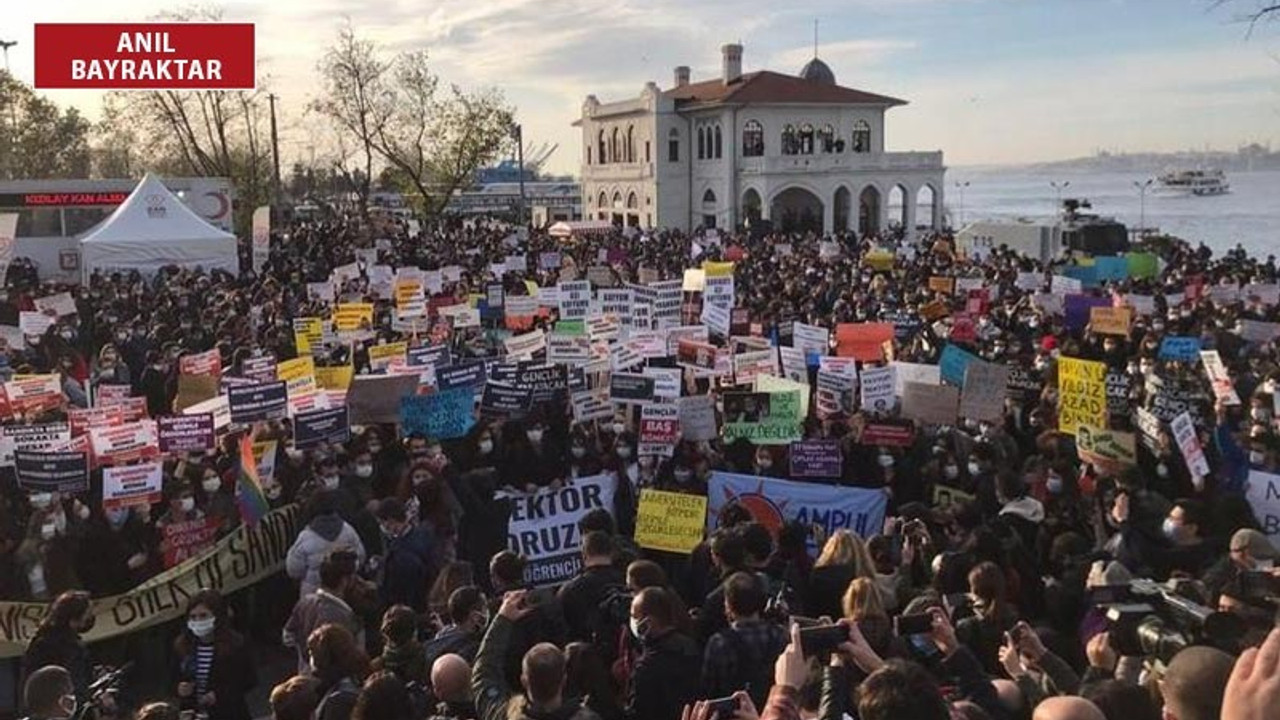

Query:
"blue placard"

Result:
[[707, 472, 887, 546], [939, 344, 979, 387], [1094, 257, 1129, 283], [401, 388, 476, 440], [436, 360, 487, 391], [1159, 336, 1202, 362], [1064, 294, 1111, 332]]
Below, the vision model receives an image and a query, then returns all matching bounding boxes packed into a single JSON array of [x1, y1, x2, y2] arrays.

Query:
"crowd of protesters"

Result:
[[5, 211, 1280, 720]]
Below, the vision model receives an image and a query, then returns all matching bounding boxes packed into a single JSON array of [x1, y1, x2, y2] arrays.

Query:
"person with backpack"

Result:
[[700, 572, 788, 709], [558, 532, 625, 645], [626, 587, 700, 720]]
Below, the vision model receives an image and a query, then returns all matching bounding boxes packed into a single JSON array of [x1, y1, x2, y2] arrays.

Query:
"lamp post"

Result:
[[0, 41, 15, 73], [511, 122, 526, 227], [1050, 180, 1070, 211], [954, 181, 970, 227], [1133, 178, 1153, 236]]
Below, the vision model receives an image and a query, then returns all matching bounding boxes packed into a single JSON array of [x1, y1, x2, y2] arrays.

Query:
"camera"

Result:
[[1102, 579, 1245, 662], [895, 613, 934, 636], [799, 623, 846, 657], [706, 696, 739, 719]]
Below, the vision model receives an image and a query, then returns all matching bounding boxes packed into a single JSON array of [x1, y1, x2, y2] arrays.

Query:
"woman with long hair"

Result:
[[22, 590, 93, 698], [174, 589, 255, 720], [565, 642, 624, 720], [957, 561, 1019, 675], [841, 577, 899, 658], [309, 623, 372, 720], [427, 561, 475, 621], [807, 530, 874, 620]]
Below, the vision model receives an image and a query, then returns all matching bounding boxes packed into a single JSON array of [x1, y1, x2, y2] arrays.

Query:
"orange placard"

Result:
[[1090, 306, 1132, 336], [835, 323, 895, 361], [928, 276, 954, 294]]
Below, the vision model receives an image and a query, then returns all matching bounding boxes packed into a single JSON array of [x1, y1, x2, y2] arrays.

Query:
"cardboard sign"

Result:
[[634, 490, 708, 554], [19, 311, 54, 338], [346, 374, 421, 425], [1, 423, 71, 467], [789, 439, 842, 478], [679, 394, 718, 441], [14, 450, 89, 493], [179, 349, 222, 377], [733, 349, 779, 386], [558, 280, 592, 320], [860, 365, 896, 414], [793, 323, 830, 358], [939, 344, 980, 387], [401, 388, 475, 440], [293, 317, 325, 355], [157, 414, 215, 454], [835, 323, 894, 361], [1058, 357, 1107, 436], [102, 462, 163, 509], [1075, 425, 1137, 476], [959, 361, 1010, 423], [4, 375, 63, 417], [571, 388, 614, 424], [639, 404, 681, 455], [1090, 306, 1132, 336], [676, 339, 719, 371], [34, 292, 77, 318], [315, 365, 355, 391], [333, 303, 374, 331], [902, 382, 959, 426], [88, 421, 160, 467], [368, 342, 409, 371], [161, 517, 221, 569], [1171, 412, 1211, 483]]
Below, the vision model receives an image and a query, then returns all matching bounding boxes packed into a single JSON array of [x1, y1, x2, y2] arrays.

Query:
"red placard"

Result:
[[35, 23, 255, 90], [162, 517, 221, 568]]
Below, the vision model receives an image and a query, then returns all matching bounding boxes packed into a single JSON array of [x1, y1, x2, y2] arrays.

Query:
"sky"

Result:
[[2, 0, 1278, 176]]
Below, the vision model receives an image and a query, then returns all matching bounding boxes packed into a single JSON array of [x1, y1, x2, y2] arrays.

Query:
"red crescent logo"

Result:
[[203, 191, 230, 220]]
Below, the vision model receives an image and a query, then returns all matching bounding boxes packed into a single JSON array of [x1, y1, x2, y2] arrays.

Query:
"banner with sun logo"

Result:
[[707, 472, 888, 549]]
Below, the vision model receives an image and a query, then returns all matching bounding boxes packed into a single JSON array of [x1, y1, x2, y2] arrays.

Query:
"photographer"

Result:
[[20, 666, 78, 720], [22, 591, 94, 701]]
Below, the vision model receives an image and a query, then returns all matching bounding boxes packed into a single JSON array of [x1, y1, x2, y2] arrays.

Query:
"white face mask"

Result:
[[674, 469, 693, 483], [1252, 408, 1269, 422], [1046, 474, 1064, 494], [187, 617, 216, 638], [202, 478, 221, 494], [1157, 463, 1169, 478], [527, 429, 544, 443], [76, 503, 90, 520], [478, 440, 494, 455], [571, 446, 586, 459], [967, 461, 982, 476], [354, 464, 374, 478], [179, 497, 195, 513], [617, 446, 632, 459], [878, 454, 894, 468], [944, 465, 959, 480], [1250, 450, 1265, 465], [323, 475, 340, 489], [629, 616, 647, 639], [612, 422, 626, 434], [286, 448, 305, 461], [41, 523, 57, 540]]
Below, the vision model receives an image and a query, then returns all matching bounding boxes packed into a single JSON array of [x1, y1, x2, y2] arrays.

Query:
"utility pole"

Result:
[[1133, 178, 1153, 236], [267, 93, 282, 208], [1050, 180, 1070, 211], [0, 40, 15, 73], [954, 181, 970, 227], [513, 122, 526, 227], [1, 41, 16, 132]]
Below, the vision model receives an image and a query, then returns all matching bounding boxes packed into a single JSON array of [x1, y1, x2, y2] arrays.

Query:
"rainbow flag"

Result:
[[236, 435, 270, 527]]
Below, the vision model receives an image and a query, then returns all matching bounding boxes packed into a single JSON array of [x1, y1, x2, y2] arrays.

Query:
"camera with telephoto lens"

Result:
[[78, 663, 133, 719], [1102, 579, 1244, 662]]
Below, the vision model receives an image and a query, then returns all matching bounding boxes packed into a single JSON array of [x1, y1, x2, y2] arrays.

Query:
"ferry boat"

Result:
[[1155, 169, 1230, 196]]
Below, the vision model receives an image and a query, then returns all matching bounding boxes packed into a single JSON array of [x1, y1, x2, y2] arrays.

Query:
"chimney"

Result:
[[674, 66, 690, 87], [722, 43, 742, 84]]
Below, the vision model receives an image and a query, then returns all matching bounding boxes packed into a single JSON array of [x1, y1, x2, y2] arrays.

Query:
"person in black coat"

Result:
[[76, 507, 157, 596], [174, 589, 256, 720], [626, 587, 700, 720], [22, 591, 94, 700], [557, 532, 626, 645], [375, 498, 435, 613]]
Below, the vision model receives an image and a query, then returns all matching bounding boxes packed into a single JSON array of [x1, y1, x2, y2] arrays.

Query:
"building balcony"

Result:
[[580, 162, 655, 183], [738, 151, 944, 176]]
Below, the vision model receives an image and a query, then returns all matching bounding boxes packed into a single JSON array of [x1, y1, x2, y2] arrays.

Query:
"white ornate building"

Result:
[[575, 43, 946, 235]]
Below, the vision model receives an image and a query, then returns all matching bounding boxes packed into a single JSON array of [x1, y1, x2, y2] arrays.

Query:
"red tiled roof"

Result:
[[662, 70, 906, 107]]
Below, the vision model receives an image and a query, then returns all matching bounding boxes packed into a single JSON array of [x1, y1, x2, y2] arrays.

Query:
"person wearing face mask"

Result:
[[500, 420, 565, 492], [286, 492, 368, 598], [343, 448, 378, 506], [91, 343, 132, 389], [21, 591, 95, 701], [752, 447, 777, 477], [567, 433, 603, 479], [19, 665, 79, 720], [373, 497, 436, 613], [138, 348, 176, 417], [17, 501, 82, 601], [284, 552, 362, 674], [625, 586, 701, 720], [76, 504, 155, 596], [423, 586, 490, 670], [174, 590, 256, 720], [1112, 494, 1216, 580], [156, 482, 204, 533], [199, 467, 241, 534]]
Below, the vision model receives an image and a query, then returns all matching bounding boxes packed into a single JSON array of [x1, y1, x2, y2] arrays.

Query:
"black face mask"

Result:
[[79, 613, 96, 633]]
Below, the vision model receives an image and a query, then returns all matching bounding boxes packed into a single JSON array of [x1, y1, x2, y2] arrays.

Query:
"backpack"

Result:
[[719, 626, 783, 710]]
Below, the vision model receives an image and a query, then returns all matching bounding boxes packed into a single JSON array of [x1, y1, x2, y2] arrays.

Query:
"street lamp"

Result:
[[1050, 180, 1070, 210], [510, 122, 526, 227], [0, 40, 15, 74], [954, 181, 970, 227], [1133, 178, 1153, 236]]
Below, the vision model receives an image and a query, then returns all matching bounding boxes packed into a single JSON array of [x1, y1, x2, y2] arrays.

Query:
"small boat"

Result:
[[1155, 169, 1230, 196]]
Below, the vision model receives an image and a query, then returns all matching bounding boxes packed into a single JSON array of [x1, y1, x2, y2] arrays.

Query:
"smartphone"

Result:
[[799, 624, 847, 657], [706, 696, 739, 719], [908, 633, 940, 658], [895, 613, 934, 636]]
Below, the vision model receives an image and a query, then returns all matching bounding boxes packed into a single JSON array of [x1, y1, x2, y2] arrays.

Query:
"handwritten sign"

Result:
[[634, 490, 708, 554]]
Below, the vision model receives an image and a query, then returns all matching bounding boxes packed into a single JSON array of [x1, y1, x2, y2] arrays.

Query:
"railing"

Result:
[[738, 151, 943, 175]]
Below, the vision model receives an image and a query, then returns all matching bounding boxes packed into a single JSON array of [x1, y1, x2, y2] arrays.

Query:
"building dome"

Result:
[[799, 57, 835, 85]]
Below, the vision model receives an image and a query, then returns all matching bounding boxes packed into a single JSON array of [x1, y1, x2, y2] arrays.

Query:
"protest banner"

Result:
[[346, 374, 421, 425], [102, 462, 163, 509], [777, 346, 807, 383], [315, 365, 355, 391], [558, 280, 592, 320], [1144, 375, 1210, 429], [436, 361, 487, 392], [835, 323, 894, 361], [571, 388, 614, 424], [227, 381, 289, 424], [700, 302, 731, 337], [333, 303, 374, 331], [586, 317, 620, 344], [857, 419, 915, 447], [157, 415, 215, 454], [1246, 471, 1280, 540], [183, 395, 231, 432], [815, 370, 855, 420], [707, 472, 887, 541], [88, 421, 160, 467], [634, 490, 708, 554], [407, 344, 452, 369], [179, 349, 222, 377], [792, 323, 830, 359], [676, 339, 718, 371], [1104, 369, 1132, 424], [939, 344, 980, 387], [789, 439, 843, 478], [733, 349, 778, 386], [0, 503, 301, 657], [513, 364, 570, 403], [860, 366, 896, 413], [928, 276, 954, 294], [933, 485, 978, 510], [755, 375, 812, 419], [902, 382, 958, 426], [609, 373, 656, 403], [892, 362, 940, 396], [959, 361, 1010, 423], [678, 395, 718, 441], [609, 341, 644, 372], [1090, 306, 1132, 336], [4, 375, 63, 417], [481, 383, 533, 420], [68, 406, 125, 438], [548, 334, 591, 367], [401, 388, 475, 440], [242, 354, 278, 384], [501, 474, 618, 586], [19, 311, 54, 338], [1058, 357, 1106, 436], [1006, 367, 1043, 401], [1200, 350, 1241, 405], [173, 374, 219, 413], [1239, 320, 1280, 344], [504, 329, 547, 360], [1052, 275, 1084, 294], [161, 517, 221, 569], [639, 404, 681, 456], [723, 390, 802, 445], [1075, 425, 1137, 476], [292, 317, 325, 355], [293, 406, 351, 449], [1159, 336, 1202, 362], [34, 292, 77, 318], [1064, 295, 1111, 332], [14, 450, 89, 494], [1, 423, 72, 467], [276, 356, 317, 400], [1171, 412, 1211, 484], [368, 342, 409, 371]]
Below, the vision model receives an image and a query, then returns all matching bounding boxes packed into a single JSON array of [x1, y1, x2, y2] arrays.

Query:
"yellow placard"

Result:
[[277, 356, 317, 399], [395, 279, 424, 308], [315, 365, 355, 390], [333, 303, 374, 331], [634, 490, 709, 554], [1058, 356, 1107, 436], [293, 317, 324, 355], [702, 261, 735, 278], [865, 251, 895, 271], [368, 342, 408, 369], [1090, 306, 1132, 336]]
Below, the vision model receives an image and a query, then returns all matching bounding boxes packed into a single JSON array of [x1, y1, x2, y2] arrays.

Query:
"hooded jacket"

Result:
[[285, 513, 366, 597]]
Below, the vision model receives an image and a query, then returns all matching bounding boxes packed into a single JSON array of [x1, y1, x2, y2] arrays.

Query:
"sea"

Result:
[[939, 166, 1279, 258]]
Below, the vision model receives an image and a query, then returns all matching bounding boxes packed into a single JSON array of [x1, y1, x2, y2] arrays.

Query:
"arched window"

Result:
[[697, 127, 706, 160], [598, 192, 608, 208], [668, 128, 680, 162], [627, 192, 639, 209], [818, 124, 835, 153], [597, 130, 606, 165], [626, 125, 635, 163], [781, 124, 797, 155], [852, 120, 871, 153], [799, 124, 814, 155], [714, 125, 722, 159], [611, 127, 620, 163], [742, 120, 763, 157], [612, 191, 623, 209], [702, 189, 717, 206]]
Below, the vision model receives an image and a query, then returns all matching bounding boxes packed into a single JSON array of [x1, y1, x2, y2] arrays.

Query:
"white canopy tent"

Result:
[[80, 173, 239, 279], [548, 220, 613, 239]]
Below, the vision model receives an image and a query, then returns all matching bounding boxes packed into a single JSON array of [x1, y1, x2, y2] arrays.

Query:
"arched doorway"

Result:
[[701, 189, 718, 229], [833, 187, 851, 233], [858, 186, 881, 235], [742, 188, 763, 227], [611, 191, 624, 225], [626, 191, 640, 227], [886, 184, 908, 230], [771, 187, 823, 234], [916, 185, 939, 229]]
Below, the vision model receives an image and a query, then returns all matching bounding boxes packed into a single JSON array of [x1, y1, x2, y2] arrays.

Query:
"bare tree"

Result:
[[1213, 0, 1280, 35]]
